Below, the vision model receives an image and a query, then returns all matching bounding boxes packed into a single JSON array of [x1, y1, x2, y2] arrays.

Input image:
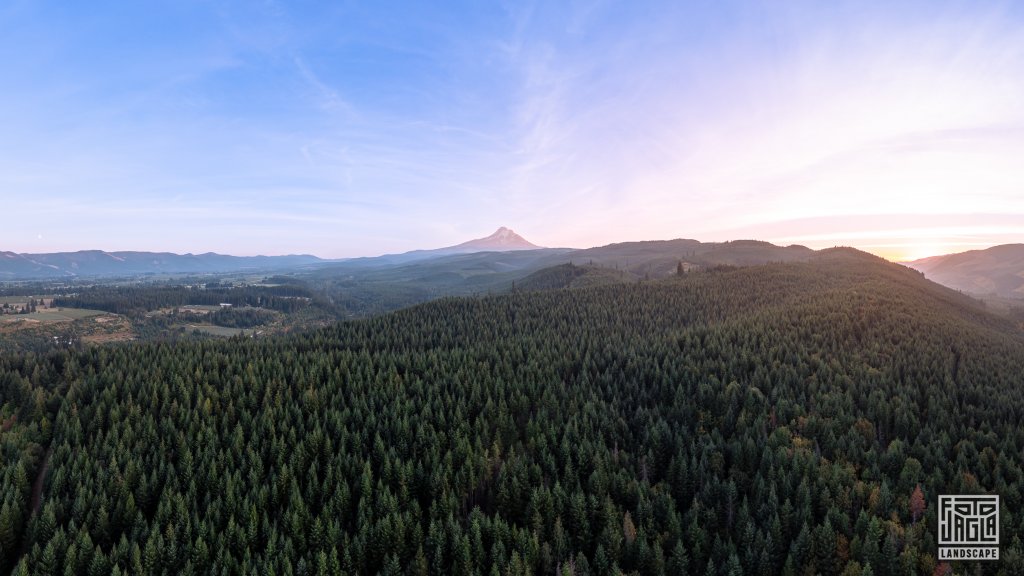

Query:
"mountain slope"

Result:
[[515, 262, 631, 291], [905, 243, 1024, 297], [0, 227, 542, 280], [3, 253, 1023, 574], [346, 227, 546, 267], [312, 238, 823, 316], [560, 238, 815, 276], [449, 226, 541, 251]]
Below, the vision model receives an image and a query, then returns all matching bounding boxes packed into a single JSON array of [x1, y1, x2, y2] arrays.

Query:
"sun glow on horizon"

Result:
[[860, 243, 985, 263]]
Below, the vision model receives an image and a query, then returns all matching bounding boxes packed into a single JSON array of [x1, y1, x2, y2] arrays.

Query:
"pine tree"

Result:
[[668, 540, 689, 575], [909, 485, 925, 525]]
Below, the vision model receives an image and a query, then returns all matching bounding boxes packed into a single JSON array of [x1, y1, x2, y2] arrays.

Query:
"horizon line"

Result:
[[4, 235, 1018, 264]]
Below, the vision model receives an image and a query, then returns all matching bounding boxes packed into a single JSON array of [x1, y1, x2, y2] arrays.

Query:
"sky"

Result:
[[1, 0, 1023, 260]]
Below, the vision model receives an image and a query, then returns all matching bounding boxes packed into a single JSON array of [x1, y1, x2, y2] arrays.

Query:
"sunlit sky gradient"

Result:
[[2, 1, 1022, 260]]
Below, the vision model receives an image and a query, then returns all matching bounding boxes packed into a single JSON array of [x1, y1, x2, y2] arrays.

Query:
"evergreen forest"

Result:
[[2, 249, 1023, 575]]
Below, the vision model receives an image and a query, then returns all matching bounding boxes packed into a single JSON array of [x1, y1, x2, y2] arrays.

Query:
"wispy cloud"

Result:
[[2, 1, 1023, 257], [293, 56, 359, 119]]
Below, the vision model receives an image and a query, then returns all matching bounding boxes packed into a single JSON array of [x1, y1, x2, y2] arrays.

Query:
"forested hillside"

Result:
[[906, 244, 1024, 298], [2, 250, 1023, 575]]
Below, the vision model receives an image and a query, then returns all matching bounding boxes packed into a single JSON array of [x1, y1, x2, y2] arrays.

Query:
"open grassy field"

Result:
[[0, 296, 30, 305], [0, 295, 57, 303], [188, 324, 249, 337], [0, 308, 106, 323]]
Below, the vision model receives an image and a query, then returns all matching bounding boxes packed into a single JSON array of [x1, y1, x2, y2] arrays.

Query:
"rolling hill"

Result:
[[0, 227, 543, 280], [310, 238, 820, 316], [2, 248, 1022, 574], [1, 232, 812, 286], [905, 243, 1024, 298]]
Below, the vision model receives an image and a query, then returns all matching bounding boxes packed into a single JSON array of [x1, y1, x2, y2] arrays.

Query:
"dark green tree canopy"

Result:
[[2, 255, 1022, 575]]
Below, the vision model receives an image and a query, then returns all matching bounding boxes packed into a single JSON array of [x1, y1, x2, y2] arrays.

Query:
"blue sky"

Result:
[[2, 0, 1023, 259]]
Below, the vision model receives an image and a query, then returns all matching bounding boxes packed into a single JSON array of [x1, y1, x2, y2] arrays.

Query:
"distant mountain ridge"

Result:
[[303, 237, 829, 317], [905, 244, 1024, 298], [0, 227, 544, 280], [1, 233, 817, 281], [0, 250, 325, 279]]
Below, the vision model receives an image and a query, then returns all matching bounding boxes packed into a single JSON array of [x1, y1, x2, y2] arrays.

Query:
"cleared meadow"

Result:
[[0, 308, 106, 323], [188, 324, 248, 337]]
